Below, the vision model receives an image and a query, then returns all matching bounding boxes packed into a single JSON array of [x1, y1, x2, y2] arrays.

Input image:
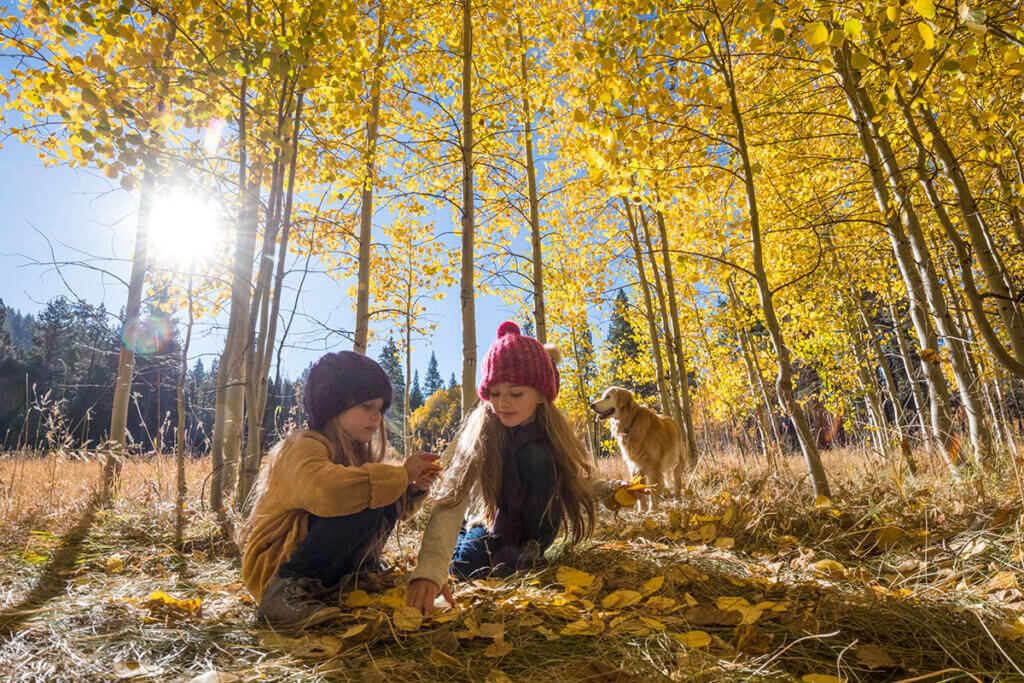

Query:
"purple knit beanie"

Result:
[[478, 321, 559, 402], [303, 351, 393, 430]]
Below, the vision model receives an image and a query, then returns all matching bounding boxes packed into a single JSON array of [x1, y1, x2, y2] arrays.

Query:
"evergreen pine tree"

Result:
[[409, 370, 424, 411], [448, 372, 458, 390], [377, 337, 406, 451], [522, 318, 535, 337], [606, 290, 644, 393], [423, 351, 444, 396]]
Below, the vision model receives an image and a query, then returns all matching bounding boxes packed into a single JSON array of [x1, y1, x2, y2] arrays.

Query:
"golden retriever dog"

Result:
[[590, 386, 683, 510]]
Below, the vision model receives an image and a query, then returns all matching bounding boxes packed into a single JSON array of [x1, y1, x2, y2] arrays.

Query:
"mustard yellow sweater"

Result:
[[241, 430, 418, 602]]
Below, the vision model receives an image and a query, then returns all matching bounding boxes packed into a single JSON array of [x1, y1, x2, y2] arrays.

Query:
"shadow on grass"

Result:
[[0, 492, 99, 637]]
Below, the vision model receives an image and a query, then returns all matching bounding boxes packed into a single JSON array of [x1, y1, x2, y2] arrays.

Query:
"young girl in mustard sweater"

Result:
[[242, 351, 440, 629]]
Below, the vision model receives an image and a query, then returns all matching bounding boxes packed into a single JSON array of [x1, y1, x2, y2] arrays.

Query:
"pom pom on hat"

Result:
[[497, 321, 521, 338], [478, 321, 559, 401]]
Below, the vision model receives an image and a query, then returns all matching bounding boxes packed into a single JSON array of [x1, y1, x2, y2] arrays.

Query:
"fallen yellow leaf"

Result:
[[393, 605, 423, 631], [674, 630, 712, 647], [484, 637, 514, 658], [802, 675, 844, 683], [557, 566, 596, 588], [813, 495, 831, 509], [641, 576, 665, 595], [813, 559, 847, 580], [602, 590, 643, 609], [344, 590, 370, 608], [560, 617, 605, 636], [430, 648, 460, 667]]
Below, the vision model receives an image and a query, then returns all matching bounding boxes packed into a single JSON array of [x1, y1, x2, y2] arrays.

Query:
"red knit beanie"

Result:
[[478, 321, 559, 402]]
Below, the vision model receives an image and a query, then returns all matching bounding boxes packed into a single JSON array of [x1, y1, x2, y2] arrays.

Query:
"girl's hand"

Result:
[[407, 578, 455, 616], [403, 451, 440, 487]]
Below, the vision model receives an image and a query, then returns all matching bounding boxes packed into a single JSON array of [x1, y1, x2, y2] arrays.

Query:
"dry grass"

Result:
[[1, 445, 1024, 681]]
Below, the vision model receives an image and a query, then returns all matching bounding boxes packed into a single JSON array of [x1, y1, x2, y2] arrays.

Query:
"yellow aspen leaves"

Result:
[[560, 617, 605, 636], [674, 630, 712, 648], [557, 566, 596, 589], [803, 22, 829, 51], [917, 22, 935, 50], [392, 605, 424, 631], [813, 559, 847, 580], [601, 590, 643, 609], [813, 495, 831, 509], [344, 589, 370, 607], [641, 576, 665, 595], [912, 0, 936, 19]]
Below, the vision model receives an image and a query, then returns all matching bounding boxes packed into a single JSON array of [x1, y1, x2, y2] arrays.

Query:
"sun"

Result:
[[148, 190, 224, 265]]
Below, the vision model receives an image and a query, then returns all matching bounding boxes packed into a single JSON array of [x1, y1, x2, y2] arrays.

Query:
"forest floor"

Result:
[[2, 447, 1024, 681]]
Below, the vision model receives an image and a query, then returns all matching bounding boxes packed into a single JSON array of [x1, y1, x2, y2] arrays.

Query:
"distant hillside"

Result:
[[2, 302, 34, 351]]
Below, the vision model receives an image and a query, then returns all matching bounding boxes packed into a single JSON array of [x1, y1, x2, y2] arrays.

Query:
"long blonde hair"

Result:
[[433, 398, 596, 547], [240, 415, 387, 542]]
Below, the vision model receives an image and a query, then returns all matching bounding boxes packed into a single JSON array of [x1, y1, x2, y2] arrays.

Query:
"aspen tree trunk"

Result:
[[353, 19, 388, 355], [239, 155, 283, 504], [105, 23, 178, 500], [727, 278, 784, 457], [914, 101, 1024, 360], [845, 76, 993, 465], [729, 284, 774, 464], [712, 35, 829, 497], [835, 47, 959, 467], [174, 263, 195, 549], [459, 0, 477, 414], [994, 368, 1019, 453], [639, 207, 683, 429], [255, 93, 303, 449], [849, 312, 893, 460], [515, 14, 546, 344], [888, 301, 932, 444], [209, 56, 250, 514], [622, 198, 673, 416], [994, 165, 1024, 250], [896, 90, 1024, 379], [569, 325, 599, 460], [654, 208, 698, 468]]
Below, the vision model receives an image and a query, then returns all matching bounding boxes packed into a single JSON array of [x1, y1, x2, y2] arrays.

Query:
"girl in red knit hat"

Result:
[[407, 321, 620, 614], [241, 351, 442, 629]]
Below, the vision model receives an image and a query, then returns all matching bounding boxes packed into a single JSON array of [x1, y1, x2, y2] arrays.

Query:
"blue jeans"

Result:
[[277, 503, 398, 589], [450, 525, 501, 579]]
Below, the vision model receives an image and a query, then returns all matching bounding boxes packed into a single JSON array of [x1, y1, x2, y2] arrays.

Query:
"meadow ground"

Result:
[[2, 446, 1024, 681]]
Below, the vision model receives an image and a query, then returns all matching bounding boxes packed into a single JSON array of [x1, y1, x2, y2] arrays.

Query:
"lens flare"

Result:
[[203, 118, 225, 156], [121, 313, 172, 355]]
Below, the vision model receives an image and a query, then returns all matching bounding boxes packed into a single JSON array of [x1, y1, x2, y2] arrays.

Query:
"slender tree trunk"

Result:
[[105, 23, 178, 501], [459, 0, 477, 415], [889, 301, 932, 445], [842, 64, 993, 465], [728, 280, 774, 465], [622, 198, 673, 416], [654, 208, 698, 468], [835, 46, 959, 466], [713, 33, 829, 497], [895, 89, 1024, 379], [639, 207, 683, 429], [174, 263, 195, 548], [915, 100, 1024, 359], [515, 14, 546, 344], [994, 164, 1024, 250], [353, 19, 388, 355]]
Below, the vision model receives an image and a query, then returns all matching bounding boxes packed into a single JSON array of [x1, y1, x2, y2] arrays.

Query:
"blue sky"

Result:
[[0, 134, 519, 383]]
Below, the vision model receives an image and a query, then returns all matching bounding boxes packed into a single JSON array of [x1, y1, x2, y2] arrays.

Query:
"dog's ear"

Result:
[[544, 344, 562, 368]]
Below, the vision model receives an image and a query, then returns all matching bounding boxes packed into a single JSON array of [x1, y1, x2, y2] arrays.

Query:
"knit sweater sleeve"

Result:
[[273, 436, 409, 517], [407, 493, 470, 588]]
